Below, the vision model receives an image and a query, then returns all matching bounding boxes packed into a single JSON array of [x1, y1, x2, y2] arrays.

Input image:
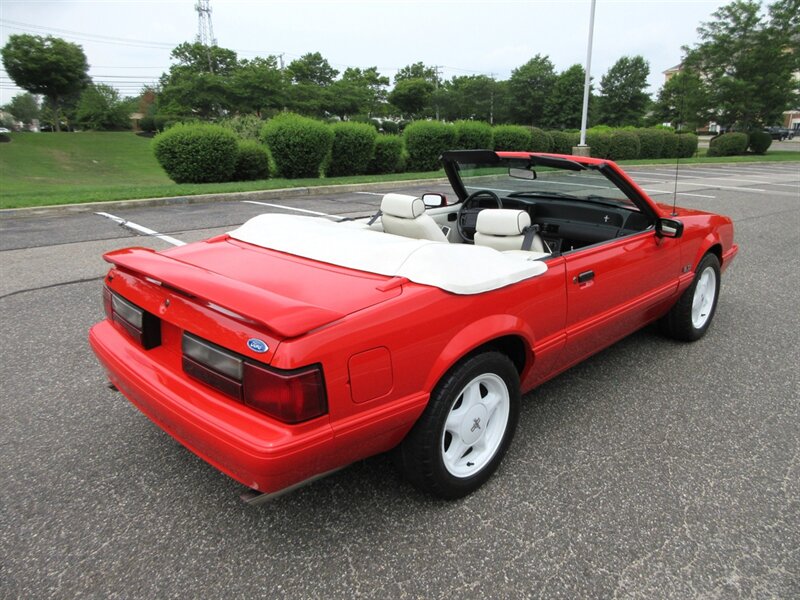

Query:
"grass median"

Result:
[[2, 131, 798, 210]]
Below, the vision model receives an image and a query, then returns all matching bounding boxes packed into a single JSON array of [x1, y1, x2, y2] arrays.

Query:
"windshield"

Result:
[[456, 160, 639, 210]]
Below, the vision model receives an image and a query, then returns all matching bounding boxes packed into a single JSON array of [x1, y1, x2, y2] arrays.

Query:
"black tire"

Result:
[[398, 351, 520, 499], [660, 253, 721, 341]]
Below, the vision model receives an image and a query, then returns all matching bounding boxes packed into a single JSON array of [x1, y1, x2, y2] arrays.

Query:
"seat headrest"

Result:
[[381, 193, 425, 219], [476, 209, 531, 236]]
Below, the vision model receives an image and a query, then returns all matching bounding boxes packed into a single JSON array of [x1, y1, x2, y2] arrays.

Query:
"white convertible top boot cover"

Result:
[[229, 214, 547, 295]]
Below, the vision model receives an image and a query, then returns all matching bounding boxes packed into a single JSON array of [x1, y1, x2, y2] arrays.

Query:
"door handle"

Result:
[[574, 270, 595, 284]]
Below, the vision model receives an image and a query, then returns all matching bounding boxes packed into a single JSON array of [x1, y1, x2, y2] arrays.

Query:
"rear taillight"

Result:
[[181, 332, 327, 424], [104, 286, 161, 349], [243, 363, 327, 424]]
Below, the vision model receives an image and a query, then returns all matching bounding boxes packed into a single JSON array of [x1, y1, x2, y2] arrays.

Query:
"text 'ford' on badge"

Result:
[[247, 338, 269, 353]]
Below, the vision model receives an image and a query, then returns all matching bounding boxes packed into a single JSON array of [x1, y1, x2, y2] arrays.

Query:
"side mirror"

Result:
[[508, 167, 536, 180], [656, 218, 684, 238], [422, 193, 448, 208]]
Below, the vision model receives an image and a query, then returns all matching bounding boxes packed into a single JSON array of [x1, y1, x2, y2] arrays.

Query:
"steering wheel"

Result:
[[457, 190, 502, 242]]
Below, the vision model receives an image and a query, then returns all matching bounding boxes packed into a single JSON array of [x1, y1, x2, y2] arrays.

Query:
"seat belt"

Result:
[[521, 224, 540, 251], [367, 210, 383, 226]]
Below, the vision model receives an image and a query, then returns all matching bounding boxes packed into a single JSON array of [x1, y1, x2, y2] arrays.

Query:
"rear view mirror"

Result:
[[509, 167, 536, 180], [422, 193, 448, 208]]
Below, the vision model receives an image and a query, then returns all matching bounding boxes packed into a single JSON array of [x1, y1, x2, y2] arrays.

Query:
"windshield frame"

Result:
[[441, 150, 659, 220]]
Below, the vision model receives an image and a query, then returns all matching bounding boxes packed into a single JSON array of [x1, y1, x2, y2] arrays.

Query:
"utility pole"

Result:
[[433, 65, 442, 121], [489, 72, 496, 125]]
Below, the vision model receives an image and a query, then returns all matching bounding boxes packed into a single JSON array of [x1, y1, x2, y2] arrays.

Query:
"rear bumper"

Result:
[[89, 320, 336, 493]]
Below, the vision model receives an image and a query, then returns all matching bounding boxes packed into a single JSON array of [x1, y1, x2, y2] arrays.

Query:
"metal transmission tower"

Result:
[[195, 0, 217, 47]]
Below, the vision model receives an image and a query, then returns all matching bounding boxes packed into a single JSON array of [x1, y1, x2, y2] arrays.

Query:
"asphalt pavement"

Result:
[[1, 163, 798, 598]]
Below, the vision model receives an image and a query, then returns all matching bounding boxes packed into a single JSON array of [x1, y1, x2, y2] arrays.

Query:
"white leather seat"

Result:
[[474, 209, 545, 253], [380, 193, 447, 242]]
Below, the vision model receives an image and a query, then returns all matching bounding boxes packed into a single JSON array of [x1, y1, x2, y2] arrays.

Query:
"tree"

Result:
[[394, 62, 439, 85], [339, 67, 390, 116], [507, 55, 556, 126], [286, 52, 338, 86], [1, 34, 89, 131], [542, 64, 587, 129], [76, 84, 130, 130], [683, 0, 799, 129], [2, 92, 40, 125], [159, 43, 239, 118], [388, 78, 434, 118], [597, 55, 650, 126], [230, 56, 284, 116], [650, 71, 711, 131], [440, 75, 497, 122], [284, 52, 339, 117]]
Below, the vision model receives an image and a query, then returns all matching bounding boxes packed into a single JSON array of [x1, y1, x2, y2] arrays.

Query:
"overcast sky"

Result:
[[0, 0, 736, 105]]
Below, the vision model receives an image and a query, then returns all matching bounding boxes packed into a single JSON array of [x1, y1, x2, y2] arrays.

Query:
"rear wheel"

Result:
[[660, 253, 721, 341], [398, 351, 520, 499]]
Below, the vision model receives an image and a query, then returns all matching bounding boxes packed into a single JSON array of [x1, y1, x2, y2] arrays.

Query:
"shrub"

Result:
[[153, 123, 239, 183], [677, 133, 699, 158], [381, 120, 399, 134], [707, 132, 749, 157], [404, 121, 456, 172], [260, 113, 334, 178], [636, 129, 664, 159], [369, 134, 404, 174], [326, 121, 378, 177], [585, 129, 612, 158], [492, 125, 532, 151], [529, 127, 552, 152], [548, 130, 576, 155], [219, 115, 264, 141], [607, 130, 641, 161], [659, 131, 680, 158], [233, 140, 270, 181], [397, 119, 411, 132], [454, 120, 493, 149], [748, 130, 772, 155]]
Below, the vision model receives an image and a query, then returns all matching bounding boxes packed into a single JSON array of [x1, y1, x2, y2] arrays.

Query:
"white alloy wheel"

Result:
[[691, 265, 717, 329], [440, 373, 510, 478]]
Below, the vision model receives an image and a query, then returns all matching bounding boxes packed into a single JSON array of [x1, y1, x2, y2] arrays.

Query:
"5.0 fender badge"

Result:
[[247, 338, 269, 353]]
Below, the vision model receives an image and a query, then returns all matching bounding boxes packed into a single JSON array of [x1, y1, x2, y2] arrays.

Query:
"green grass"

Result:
[[0, 131, 445, 209], [1, 131, 798, 209]]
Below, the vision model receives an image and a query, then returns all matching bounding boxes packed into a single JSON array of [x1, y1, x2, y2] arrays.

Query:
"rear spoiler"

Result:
[[103, 247, 344, 339]]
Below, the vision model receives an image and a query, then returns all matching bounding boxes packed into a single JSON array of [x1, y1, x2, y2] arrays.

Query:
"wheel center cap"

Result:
[[460, 404, 488, 445]]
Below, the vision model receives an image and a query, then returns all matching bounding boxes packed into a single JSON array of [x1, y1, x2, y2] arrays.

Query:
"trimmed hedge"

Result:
[[548, 130, 578, 155], [404, 121, 456, 172], [586, 130, 612, 159], [454, 120, 493, 150], [233, 140, 270, 181], [660, 131, 680, 158], [748, 130, 772, 155], [260, 113, 334, 178], [153, 123, 239, 183], [677, 133, 699, 158], [326, 121, 378, 177], [492, 125, 532, 151], [369, 135, 404, 174], [219, 115, 264, 141], [608, 130, 641, 161], [381, 120, 399, 134], [529, 127, 552, 152], [707, 132, 749, 157], [636, 128, 664, 159]]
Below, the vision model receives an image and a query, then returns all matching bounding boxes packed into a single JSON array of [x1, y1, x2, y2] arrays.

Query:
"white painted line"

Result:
[[355, 191, 385, 196], [242, 200, 336, 218], [640, 188, 716, 199], [95, 212, 186, 246]]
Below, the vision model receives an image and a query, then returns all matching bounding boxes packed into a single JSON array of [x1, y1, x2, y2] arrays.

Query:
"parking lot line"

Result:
[[241, 200, 338, 218], [640, 188, 716, 199], [95, 212, 186, 246]]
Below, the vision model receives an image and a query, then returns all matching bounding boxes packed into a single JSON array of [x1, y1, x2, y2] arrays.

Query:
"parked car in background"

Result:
[[90, 150, 739, 503], [764, 126, 794, 140]]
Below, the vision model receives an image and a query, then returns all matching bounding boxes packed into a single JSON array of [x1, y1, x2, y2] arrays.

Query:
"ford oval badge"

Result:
[[247, 338, 269, 353]]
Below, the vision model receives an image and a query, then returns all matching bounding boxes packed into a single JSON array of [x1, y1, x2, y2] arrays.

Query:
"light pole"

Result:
[[575, 0, 597, 156]]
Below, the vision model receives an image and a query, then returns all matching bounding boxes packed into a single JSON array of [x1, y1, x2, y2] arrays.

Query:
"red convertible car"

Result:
[[89, 150, 738, 502]]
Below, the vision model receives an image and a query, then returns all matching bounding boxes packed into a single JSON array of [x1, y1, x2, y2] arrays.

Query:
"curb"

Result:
[[0, 177, 451, 220]]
